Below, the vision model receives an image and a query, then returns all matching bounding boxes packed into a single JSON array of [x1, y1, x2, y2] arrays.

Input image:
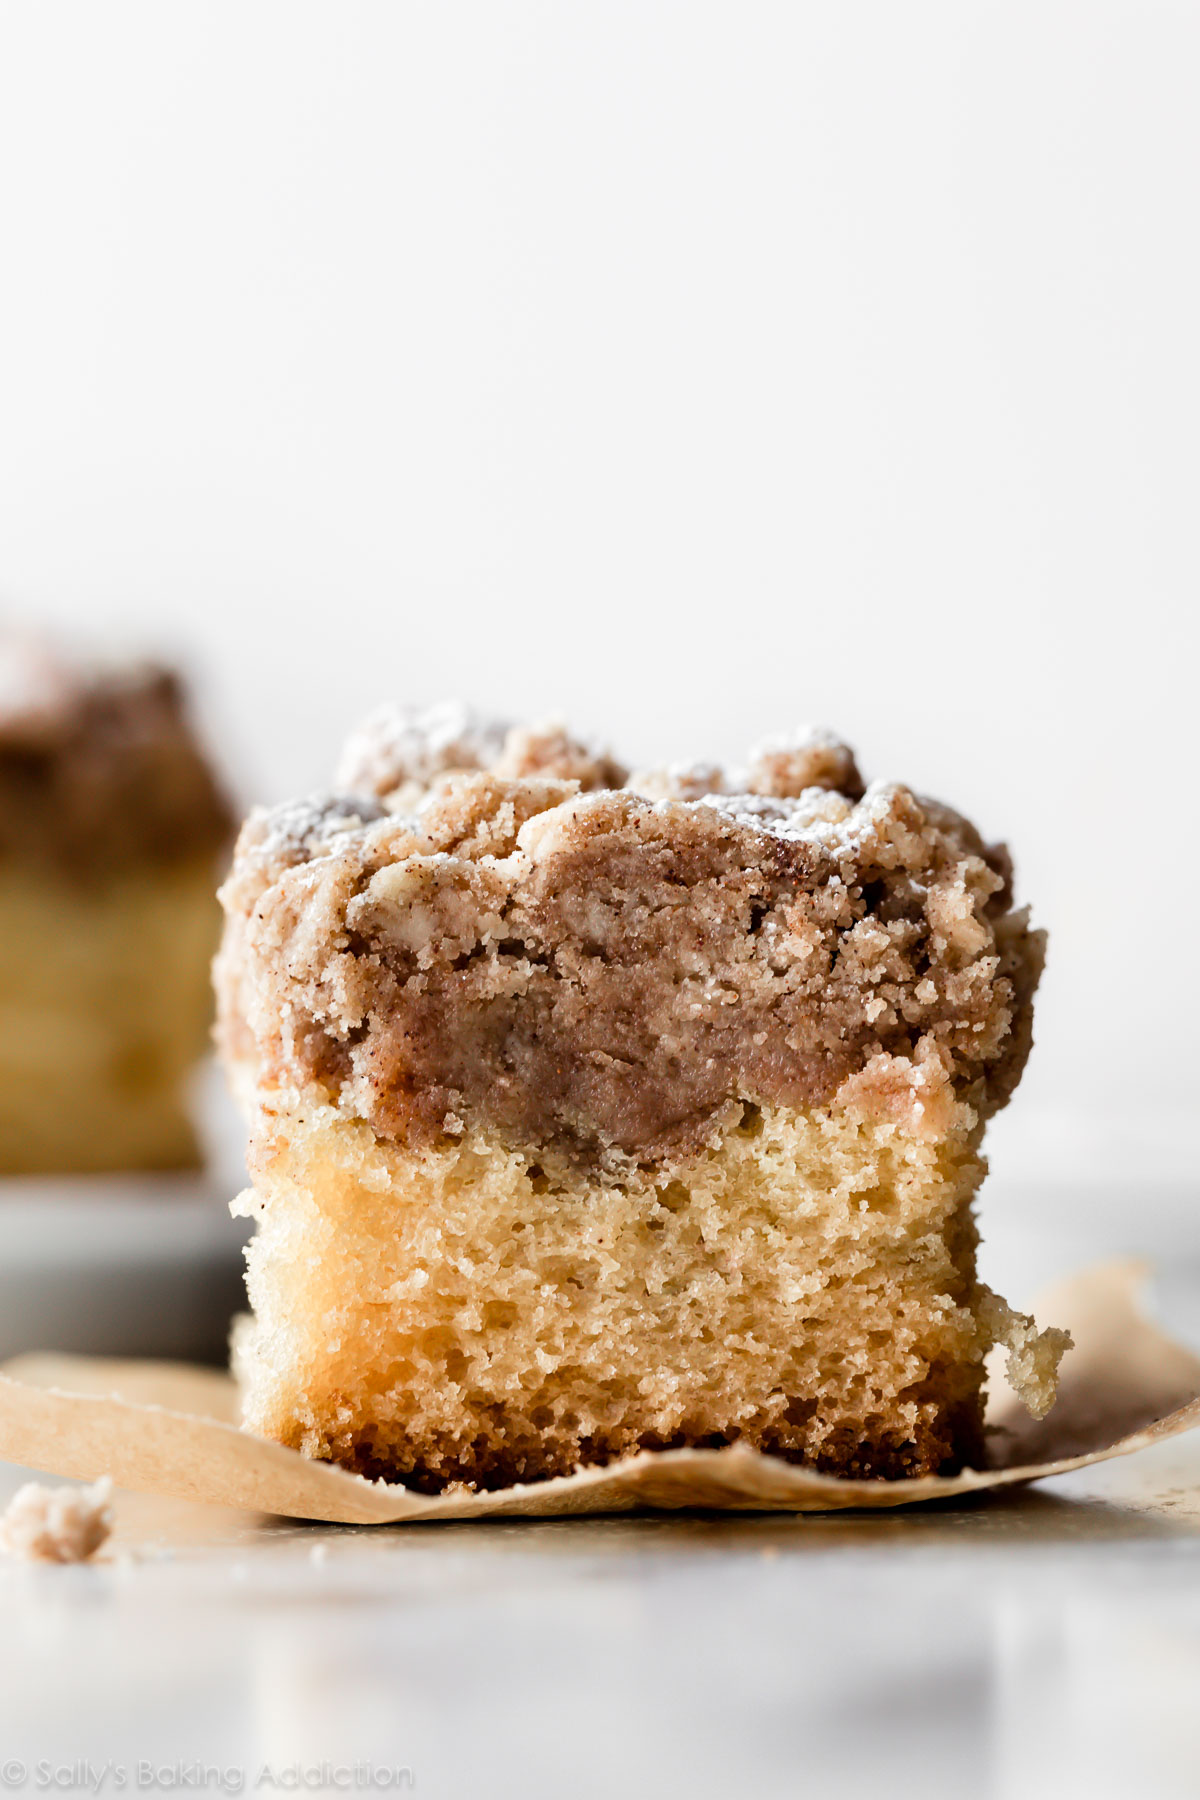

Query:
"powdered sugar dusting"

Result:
[[627, 760, 726, 803], [686, 780, 910, 860], [631, 726, 862, 807], [239, 791, 387, 865], [336, 702, 511, 801], [736, 725, 864, 801], [323, 709, 913, 863]]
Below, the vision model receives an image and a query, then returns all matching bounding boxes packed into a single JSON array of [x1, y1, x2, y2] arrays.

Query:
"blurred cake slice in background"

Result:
[[0, 635, 233, 1173]]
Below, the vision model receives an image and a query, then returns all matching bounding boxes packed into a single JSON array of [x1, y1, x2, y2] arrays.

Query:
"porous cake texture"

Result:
[[219, 706, 1066, 1490], [0, 638, 232, 1172]]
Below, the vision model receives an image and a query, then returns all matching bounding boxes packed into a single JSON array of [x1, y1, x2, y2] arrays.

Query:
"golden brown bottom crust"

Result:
[[333, 1402, 984, 1494]]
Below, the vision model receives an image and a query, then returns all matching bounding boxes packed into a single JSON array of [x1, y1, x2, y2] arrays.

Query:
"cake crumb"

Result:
[[979, 1291, 1073, 1419], [0, 1476, 114, 1564]]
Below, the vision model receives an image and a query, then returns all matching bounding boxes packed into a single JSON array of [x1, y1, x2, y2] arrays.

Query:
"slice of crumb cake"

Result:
[[218, 705, 1067, 1490]]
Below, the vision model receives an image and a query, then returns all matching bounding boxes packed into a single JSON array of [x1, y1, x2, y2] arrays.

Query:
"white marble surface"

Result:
[[0, 1173, 1198, 1800]]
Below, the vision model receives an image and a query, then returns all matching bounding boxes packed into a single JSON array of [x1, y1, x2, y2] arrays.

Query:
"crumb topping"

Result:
[[335, 701, 511, 804], [739, 726, 866, 800], [0, 637, 233, 878], [217, 715, 1044, 1169], [632, 725, 864, 804], [335, 703, 625, 813]]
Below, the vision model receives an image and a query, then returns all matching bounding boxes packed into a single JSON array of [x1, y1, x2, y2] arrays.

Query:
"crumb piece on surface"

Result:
[[0, 1476, 113, 1564], [979, 1291, 1073, 1420]]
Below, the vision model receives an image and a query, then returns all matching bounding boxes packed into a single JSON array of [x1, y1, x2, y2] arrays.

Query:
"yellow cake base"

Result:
[[233, 1095, 1059, 1488], [0, 862, 221, 1174]]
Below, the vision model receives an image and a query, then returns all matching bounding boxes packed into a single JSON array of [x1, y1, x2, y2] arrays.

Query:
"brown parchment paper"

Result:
[[0, 1262, 1197, 1522]]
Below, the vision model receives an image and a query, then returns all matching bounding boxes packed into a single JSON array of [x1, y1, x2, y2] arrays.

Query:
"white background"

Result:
[[0, 3, 1194, 1165]]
